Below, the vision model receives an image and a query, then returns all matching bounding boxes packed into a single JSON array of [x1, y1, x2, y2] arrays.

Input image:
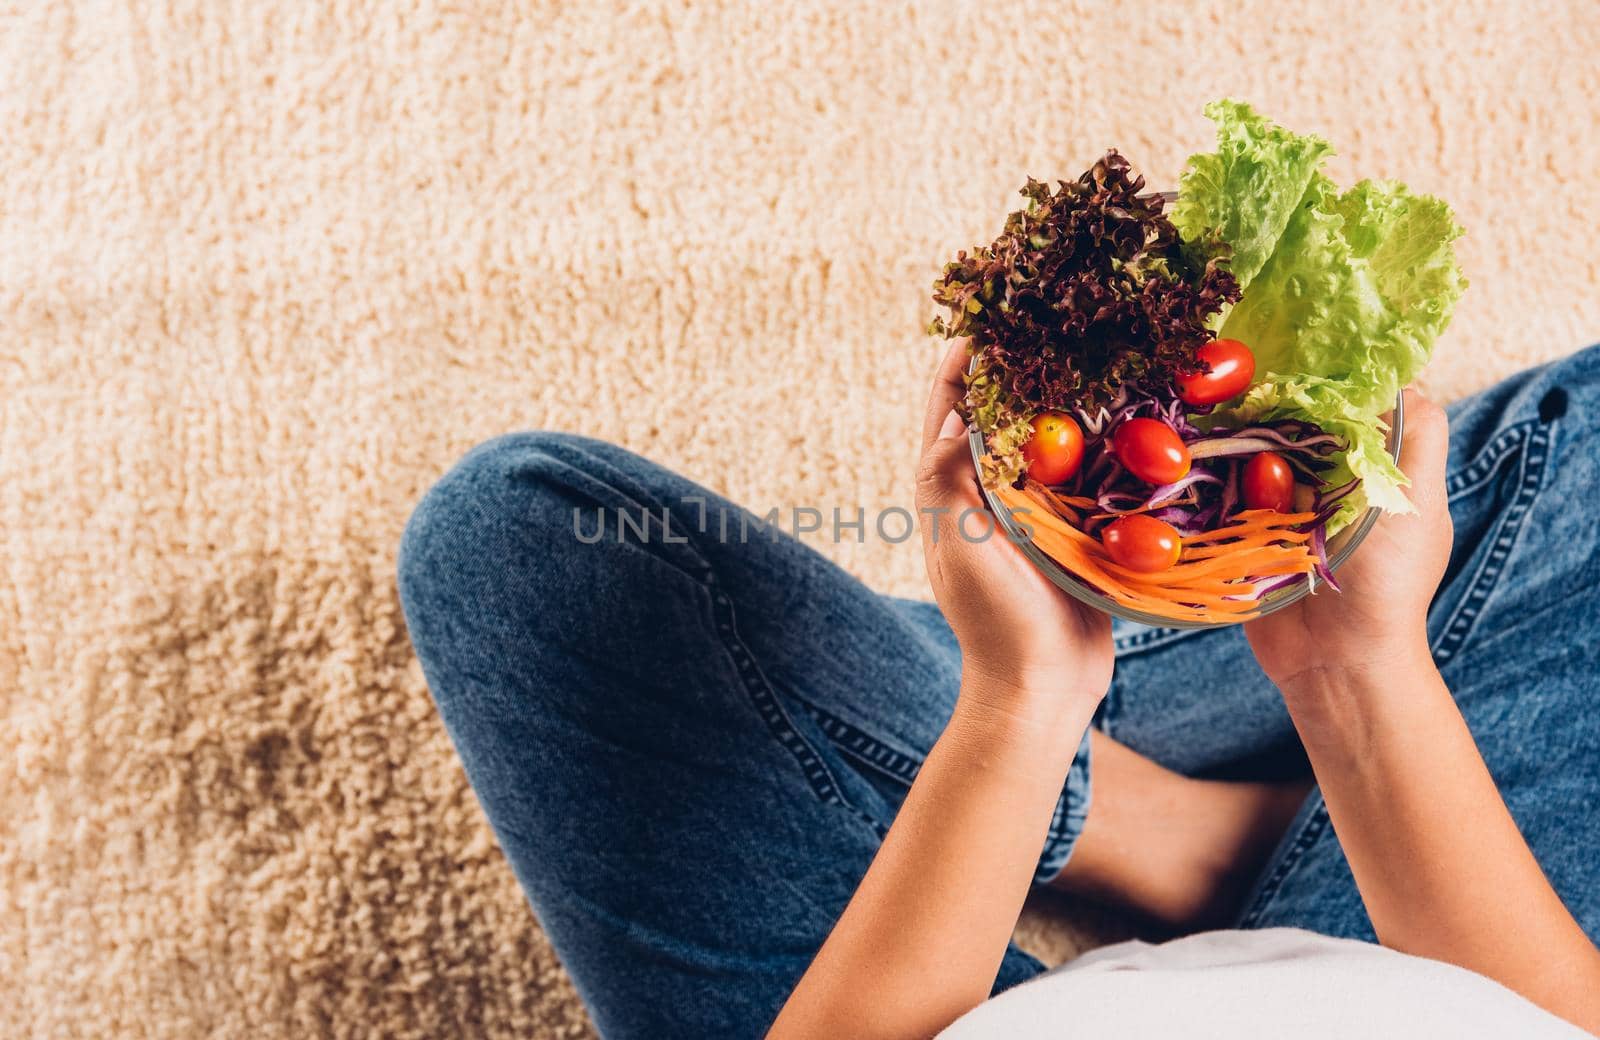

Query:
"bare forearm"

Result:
[[768, 678, 1094, 1040], [1282, 656, 1600, 1032]]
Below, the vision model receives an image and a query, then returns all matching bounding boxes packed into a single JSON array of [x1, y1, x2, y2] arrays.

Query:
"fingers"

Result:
[[916, 408, 984, 554], [1398, 387, 1449, 514], [937, 407, 966, 440], [916, 411, 981, 511], [922, 339, 971, 453], [915, 343, 978, 548]]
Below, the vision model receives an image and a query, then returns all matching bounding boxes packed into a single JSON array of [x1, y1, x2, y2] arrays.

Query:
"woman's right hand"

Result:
[[1244, 389, 1454, 693], [1240, 390, 1600, 1034]]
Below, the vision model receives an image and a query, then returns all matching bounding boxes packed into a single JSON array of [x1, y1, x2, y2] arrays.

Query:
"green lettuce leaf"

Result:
[[1327, 179, 1468, 404], [1219, 174, 1466, 416], [1179, 100, 1466, 528], [1171, 99, 1332, 294]]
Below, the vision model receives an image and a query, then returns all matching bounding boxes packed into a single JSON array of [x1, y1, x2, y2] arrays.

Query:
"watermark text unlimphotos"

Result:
[[572, 497, 1036, 546]]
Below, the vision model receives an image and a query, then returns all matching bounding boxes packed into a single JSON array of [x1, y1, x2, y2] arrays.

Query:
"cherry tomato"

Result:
[[1243, 452, 1296, 512], [1177, 339, 1256, 406], [1102, 515, 1183, 573], [1021, 412, 1085, 485], [1112, 418, 1191, 485]]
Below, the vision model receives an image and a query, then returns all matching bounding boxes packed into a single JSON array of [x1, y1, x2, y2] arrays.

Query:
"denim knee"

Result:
[[396, 432, 611, 711], [398, 432, 576, 617], [397, 431, 720, 723]]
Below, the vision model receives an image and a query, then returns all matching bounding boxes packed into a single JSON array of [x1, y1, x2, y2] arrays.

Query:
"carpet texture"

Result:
[[3, 1, 1597, 1035]]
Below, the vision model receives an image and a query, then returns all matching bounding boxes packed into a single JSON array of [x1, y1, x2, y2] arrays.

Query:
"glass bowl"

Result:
[[969, 390, 1404, 630]]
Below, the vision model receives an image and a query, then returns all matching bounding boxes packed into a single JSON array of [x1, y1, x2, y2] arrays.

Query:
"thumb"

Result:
[[915, 409, 986, 553], [916, 409, 981, 511], [1398, 388, 1449, 516]]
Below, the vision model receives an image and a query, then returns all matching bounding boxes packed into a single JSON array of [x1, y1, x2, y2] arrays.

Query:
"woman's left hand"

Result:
[[916, 341, 1114, 741]]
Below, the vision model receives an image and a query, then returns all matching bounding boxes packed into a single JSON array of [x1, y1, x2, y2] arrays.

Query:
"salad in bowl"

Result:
[[930, 101, 1466, 625]]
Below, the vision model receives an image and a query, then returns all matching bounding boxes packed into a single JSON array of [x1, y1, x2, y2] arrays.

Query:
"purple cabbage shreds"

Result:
[[1097, 489, 1149, 512], [1308, 523, 1340, 591], [1317, 477, 1362, 510], [1159, 396, 1210, 438], [1186, 423, 1345, 460], [1075, 389, 1184, 443], [1249, 572, 1309, 597], [1189, 502, 1224, 532], [1293, 479, 1355, 594], [1220, 464, 1241, 518], [1299, 478, 1362, 530], [1145, 469, 1223, 508], [1147, 505, 1200, 528], [1077, 387, 1140, 437], [930, 152, 1241, 417], [1290, 479, 1360, 594]]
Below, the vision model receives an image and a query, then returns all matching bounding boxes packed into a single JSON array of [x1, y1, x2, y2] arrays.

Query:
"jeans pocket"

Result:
[[1431, 419, 1553, 665], [702, 583, 891, 839], [796, 695, 1091, 882]]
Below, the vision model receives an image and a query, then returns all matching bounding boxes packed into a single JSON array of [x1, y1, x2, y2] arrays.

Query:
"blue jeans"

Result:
[[398, 347, 1600, 1039]]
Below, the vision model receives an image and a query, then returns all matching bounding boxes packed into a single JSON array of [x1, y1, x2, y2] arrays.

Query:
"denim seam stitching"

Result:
[[1432, 422, 1550, 665], [701, 579, 879, 831], [1237, 791, 1333, 928], [798, 703, 923, 787], [1096, 682, 1122, 740], [1444, 424, 1530, 501], [1034, 748, 1092, 882], [1113, 626, 1190, 653], [798, 698, 1085, 871]]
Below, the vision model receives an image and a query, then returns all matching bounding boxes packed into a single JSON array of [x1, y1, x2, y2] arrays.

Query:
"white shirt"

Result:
[[941, 928, 1587, 1039]]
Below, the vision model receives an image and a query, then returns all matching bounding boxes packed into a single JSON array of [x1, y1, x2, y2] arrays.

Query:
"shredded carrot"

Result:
[[1046, 491, 1099, 511], [1028, 524, 1262, 618], [1179, 537, 1309, 560], [994, 484, 1319, 624], [1022, 481, 1087, 524], [1182, 509, 1317, 542]]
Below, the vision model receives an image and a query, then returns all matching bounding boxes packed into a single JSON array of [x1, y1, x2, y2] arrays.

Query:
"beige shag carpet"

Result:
[[3, 1, 1598, 1035]]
